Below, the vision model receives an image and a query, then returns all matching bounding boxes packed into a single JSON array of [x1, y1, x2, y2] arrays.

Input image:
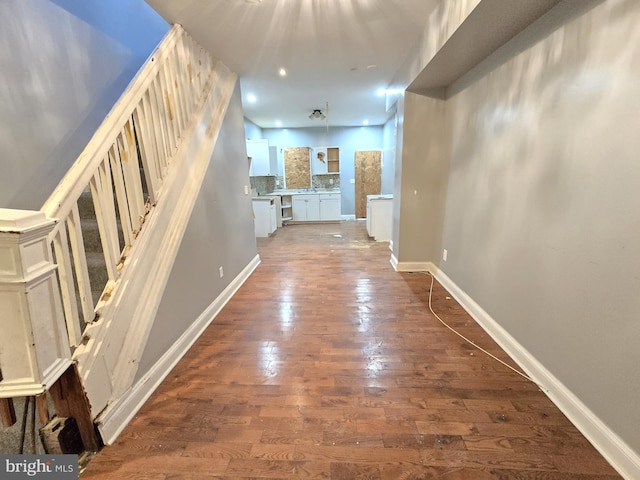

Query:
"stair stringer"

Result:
[[72, 61, 238, 419]]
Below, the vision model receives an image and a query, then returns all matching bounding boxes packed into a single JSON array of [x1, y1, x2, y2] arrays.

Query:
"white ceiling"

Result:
[[145, 0, 441, 129]]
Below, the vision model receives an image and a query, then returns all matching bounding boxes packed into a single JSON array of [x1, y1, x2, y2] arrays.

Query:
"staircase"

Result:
[[75, 191, 112, 308], [76, 162, 149, 309], [0, 24, 239, 446]]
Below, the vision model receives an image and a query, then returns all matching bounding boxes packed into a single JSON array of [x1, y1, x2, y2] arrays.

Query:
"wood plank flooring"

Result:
[[81, 221, 621, 479]]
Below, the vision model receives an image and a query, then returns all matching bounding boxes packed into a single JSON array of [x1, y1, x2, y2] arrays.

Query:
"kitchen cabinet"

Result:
[[270, 195, 282, 228], [292, 194, 320, 222], [311, 147, 339, 174], [327, 147, 339, 172], [319, 193, 341, 221], [366, 194, 393, 241], [311, 147, 328, 174], [291, 193, 341, 222], [247, 139, 272, 176], [280, 194, 293, 224], [252, 197, 277, 237]]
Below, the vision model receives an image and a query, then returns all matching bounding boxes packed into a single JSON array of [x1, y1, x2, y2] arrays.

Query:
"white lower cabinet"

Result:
[[319, 193, 341, 221], [252, 198, 277, 237], [292, 194, 320, 222], [366, 195, 393, 241], [280, 194, 293, 224], [292, 193, 341, 222]]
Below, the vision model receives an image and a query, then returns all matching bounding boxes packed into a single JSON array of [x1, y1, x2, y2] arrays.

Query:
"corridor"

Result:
[[82, 221, 619, 479]]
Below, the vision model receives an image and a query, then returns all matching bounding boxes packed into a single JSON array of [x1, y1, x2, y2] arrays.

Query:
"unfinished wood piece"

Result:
[[49, 364, 101, 452], [36, 394, 50, 425], [355, 150, 382, 218], [284, 147, 311, 189], [0, 370, 16, 427], [40, 417, 84, 454]]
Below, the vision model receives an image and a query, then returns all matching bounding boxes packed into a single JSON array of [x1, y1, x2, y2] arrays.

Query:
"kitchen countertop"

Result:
[[270, 189, 341, 195]]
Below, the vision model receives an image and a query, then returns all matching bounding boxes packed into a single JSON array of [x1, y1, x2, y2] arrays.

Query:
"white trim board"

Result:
[[389, 255, 430, 273], [427, 263, 640, 480], [97, 254, 261, 445]]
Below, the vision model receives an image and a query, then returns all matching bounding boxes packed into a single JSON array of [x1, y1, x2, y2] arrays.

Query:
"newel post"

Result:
[[0, 208, 72, 398]]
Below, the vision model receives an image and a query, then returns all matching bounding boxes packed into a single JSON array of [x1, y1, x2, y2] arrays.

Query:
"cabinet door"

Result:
[[252, 201, 272, 237], [247, 139, 270, 176], [292, 196, 307, 221], [311, 147, 328, 174], [369, 199, 393, 241], [292, 195, 320, 222], [306, 195, 320, 221], [320, 195, 341, 221]]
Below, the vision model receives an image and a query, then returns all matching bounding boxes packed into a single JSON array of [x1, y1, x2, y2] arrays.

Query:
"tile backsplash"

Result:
[[249, 176, 276, 195], [312, 174, 340, 190], [250, 174, 340, 193]]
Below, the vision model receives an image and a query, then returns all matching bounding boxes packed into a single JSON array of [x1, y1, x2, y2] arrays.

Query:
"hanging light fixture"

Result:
[[308, 109, 326, 120]]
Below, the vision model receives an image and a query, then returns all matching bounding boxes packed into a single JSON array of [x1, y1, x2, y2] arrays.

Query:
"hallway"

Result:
[[81, 221, 620, 479]]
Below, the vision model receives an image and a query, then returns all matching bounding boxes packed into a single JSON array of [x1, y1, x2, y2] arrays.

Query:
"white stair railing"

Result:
[[40, 25, 214, 349], [56, 27, 237, 427], [0, 24, 236, 410]]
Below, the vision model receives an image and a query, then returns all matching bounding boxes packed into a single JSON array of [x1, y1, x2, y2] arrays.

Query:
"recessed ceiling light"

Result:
[[247, 94, 257, 103], [279, 68, 287, 77], [363, 120, 369, 126], [376, 88, 386, 97], [367, 64, 377, 70], [276, 120, 282, 127]]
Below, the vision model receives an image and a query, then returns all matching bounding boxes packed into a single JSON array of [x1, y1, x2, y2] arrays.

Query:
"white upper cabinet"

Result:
[[311, 147, 339, 174], [311, 147, 328, 174], [247, 139, 271, 176]]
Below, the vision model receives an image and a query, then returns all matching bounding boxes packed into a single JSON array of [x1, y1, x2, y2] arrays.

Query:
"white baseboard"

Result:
[[428, 264, 640, 480], [390, 257, 431, 272], [341, 214, 356, 221], [97, 254, 261, 445]]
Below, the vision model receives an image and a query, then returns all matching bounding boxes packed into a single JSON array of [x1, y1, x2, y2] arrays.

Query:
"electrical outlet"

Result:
[[442, 249, 448, 261], [219, 266, 224, 278], [350, 178, 355, 184], [243, 185, 249, 195]]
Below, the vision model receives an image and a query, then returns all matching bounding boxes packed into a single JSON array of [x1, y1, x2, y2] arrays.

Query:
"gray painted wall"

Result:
[[381, 114, 397, 195], [393, 92, 451, 264], [0, 0, 168, 210], [137, 83, 258, 377], [399, 0, 640, 454], [244, 118, 263, 140]]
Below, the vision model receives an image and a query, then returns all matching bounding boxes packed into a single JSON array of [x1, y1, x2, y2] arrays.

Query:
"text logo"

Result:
[[1, 455, 77, 479]]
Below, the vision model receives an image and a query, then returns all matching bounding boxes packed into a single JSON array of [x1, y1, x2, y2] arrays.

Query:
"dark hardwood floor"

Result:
[[81, 221, 621, 479]]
